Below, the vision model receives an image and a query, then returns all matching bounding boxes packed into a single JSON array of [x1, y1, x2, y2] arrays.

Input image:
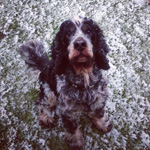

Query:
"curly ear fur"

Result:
[[95, 49, 110, 70], [51, 22, 70, 75], [86, 18, 110, 70], [95, 25, 110, 70]]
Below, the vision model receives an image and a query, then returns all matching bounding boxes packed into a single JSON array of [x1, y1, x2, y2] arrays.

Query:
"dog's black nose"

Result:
[[74, 37, 87, 52]]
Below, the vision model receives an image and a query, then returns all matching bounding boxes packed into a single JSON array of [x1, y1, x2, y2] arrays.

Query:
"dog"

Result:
[[19, 16, 112, 149]]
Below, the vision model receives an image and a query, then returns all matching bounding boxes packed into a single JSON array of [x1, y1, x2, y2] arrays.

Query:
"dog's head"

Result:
[[51, 16, 110, 74]]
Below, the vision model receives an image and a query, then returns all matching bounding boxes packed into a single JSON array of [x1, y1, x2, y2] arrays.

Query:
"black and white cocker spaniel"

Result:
[[19, 16, 112, 149]]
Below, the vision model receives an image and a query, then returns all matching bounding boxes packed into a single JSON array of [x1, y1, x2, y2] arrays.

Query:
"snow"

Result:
[[0, 0, 150, 149]]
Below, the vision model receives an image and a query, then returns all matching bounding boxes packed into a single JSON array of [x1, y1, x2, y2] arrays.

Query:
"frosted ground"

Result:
[[0, 0, 150, 149]]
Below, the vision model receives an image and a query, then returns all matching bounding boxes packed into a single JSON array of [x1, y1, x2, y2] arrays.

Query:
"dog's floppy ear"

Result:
[[50, 21, 69, 75], [93, 24, 110, 70], [51, 20, 70, 59], [51, 29, 62, 60]]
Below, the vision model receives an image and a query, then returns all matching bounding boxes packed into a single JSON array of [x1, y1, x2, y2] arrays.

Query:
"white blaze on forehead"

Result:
[[72, 16, 83, 26]]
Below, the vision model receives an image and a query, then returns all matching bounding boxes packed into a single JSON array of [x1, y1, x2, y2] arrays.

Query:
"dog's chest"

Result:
[[56, 70, 107, 105]]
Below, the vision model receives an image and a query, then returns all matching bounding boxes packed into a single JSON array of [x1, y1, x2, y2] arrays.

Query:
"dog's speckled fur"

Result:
[[19, 16, 112, 149]]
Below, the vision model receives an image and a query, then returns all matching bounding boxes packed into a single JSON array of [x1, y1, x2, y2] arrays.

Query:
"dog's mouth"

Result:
[[77, 55, 88, 62], [70, 54, 94, 68], [74, 54, 90, 63]]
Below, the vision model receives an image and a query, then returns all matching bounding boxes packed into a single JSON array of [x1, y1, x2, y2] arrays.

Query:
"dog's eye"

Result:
[[85, 29, 92, 36], [86, 29, 91, 34], [66, 31, 72, 37]]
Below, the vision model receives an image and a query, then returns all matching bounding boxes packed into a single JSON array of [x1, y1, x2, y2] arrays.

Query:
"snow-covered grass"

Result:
[[0, 0, 150, 149]]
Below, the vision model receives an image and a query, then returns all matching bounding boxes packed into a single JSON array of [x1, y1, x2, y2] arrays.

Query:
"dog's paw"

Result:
[[93, 115, 112, 133], [65, 128, 83, 150], [39, 113, 54, 128]]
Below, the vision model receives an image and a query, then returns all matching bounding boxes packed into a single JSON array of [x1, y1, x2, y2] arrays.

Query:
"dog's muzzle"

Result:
[[69, 36, 93, 65]]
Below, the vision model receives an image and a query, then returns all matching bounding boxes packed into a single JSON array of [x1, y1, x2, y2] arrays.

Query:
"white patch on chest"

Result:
[[75, 67, 93, 87]]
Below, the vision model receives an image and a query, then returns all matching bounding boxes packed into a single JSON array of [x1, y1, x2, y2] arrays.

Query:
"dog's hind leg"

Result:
[[61, 111, 83, 150]]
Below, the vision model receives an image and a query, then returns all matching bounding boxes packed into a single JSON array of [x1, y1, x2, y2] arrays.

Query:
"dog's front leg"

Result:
[[92, 106, 112, 133], [62, 111, 83, 150], [38, 107, 55, 128], [36, 89, 57, 128]]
